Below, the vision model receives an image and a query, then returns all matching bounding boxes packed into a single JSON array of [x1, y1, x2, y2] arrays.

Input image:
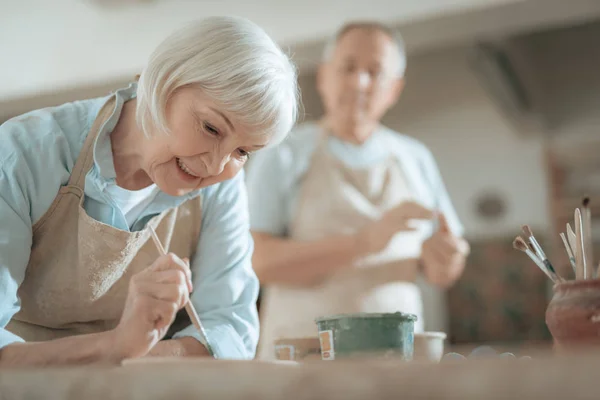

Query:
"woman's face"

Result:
[[142, 87, 269, 196]]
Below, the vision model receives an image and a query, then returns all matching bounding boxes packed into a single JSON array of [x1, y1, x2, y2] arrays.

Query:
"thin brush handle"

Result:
[[528, 236, 547, 261], [583, 206, 594, 276], [567, 223, 577, 266], [560, 232, 577, 274], [149, 227, 215, 357], [575, 209, 586, 280], [543, 259, 563, 282], [525, 235, 561, 280], [525, 249, 556, 282]]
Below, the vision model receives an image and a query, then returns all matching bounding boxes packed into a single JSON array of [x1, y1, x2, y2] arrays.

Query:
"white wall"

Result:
[[299, 45, 550, 240], [0, 0, 521, 101]]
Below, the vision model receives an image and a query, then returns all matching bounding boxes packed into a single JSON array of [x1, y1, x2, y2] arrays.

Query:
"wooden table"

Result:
[[1, 350, 598, 399]]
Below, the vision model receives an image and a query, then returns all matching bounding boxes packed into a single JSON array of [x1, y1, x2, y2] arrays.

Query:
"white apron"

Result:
[[257, 132, 429, 359]]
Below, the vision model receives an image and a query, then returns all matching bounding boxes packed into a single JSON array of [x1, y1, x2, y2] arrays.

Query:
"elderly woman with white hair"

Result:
[[0, 16, 298, 366]]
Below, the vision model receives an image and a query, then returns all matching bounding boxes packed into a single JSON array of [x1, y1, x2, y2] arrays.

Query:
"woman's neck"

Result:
[[110, 99, 153, 190]]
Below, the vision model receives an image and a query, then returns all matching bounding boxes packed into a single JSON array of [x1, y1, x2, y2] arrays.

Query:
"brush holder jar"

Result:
[[546, 279, 600, 350]]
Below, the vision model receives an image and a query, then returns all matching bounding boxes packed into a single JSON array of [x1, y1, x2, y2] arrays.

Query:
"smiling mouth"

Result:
[[176, 158, 200, 178]]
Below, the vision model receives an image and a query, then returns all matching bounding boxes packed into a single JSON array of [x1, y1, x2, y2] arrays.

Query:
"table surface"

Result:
[[1, 347, 599, 400]]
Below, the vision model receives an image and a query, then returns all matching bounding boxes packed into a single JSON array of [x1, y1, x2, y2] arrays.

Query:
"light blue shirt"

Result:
[[246, 121, 463, 238], [0, 83, 259, 359]]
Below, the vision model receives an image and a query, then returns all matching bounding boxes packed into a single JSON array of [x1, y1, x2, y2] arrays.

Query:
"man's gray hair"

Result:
[[321, 21, 407, 77], [136, 16, 299, 146]]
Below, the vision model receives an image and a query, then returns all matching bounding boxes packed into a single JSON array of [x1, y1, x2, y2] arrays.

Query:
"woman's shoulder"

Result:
[[197, 171, 249, 225], [0, 96, 109, 224], [0, 97, 107, 169], [200, 169, 245, 197]]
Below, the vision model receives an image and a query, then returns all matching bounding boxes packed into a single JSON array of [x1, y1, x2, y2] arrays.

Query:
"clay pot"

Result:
[[546, 279, 600, 350]]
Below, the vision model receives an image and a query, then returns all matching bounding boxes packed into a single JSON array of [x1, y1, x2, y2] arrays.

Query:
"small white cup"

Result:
[[413, 331, 447, 362]]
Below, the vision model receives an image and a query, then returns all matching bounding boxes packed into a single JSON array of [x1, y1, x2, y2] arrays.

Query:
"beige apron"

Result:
[[257, 132, 428, 359], [6, 96, 203, 342]]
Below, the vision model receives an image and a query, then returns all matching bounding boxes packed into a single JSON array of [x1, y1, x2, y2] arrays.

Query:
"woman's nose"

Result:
[[207, 152, 231, 176]]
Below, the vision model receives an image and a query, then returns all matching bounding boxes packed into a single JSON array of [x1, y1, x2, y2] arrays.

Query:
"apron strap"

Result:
[[67, 95, 117, 188]]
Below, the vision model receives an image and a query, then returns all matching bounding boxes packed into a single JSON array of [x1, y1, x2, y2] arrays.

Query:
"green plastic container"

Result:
[[315, 312, 416, 361]]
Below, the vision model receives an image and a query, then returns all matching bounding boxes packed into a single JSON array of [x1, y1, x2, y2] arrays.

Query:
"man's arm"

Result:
[[251, 232, 369, 286], [420, 214, 469, 289], [418, 148, 469, 288], [253, 201, 435, 287], [246, 139, 433, 288]]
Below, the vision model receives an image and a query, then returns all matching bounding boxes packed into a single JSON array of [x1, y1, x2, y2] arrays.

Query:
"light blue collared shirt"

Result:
[[0, 83, 259, 359], [246, 121, 463, 238]]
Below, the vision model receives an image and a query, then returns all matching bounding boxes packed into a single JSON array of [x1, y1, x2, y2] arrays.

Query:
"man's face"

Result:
[[318, 27, 404, 142]]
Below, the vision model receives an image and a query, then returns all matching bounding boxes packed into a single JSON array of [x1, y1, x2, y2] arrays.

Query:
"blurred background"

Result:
[[3, 0, 600, 349]]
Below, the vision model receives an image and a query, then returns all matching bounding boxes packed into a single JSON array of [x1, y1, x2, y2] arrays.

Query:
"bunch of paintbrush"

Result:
[[513, 226, 564, 283], [514, 197, 597, 282]]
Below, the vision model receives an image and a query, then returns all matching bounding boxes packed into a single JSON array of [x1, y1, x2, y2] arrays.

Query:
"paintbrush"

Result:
[[148, 226, 216, 358], [567, 223, 577, 260], [574, 208, 587, 280], [522, 225, 563, 282], [513, 236, 556, 282], [582, 197, 594, 277], [559, 232, 577, 275]]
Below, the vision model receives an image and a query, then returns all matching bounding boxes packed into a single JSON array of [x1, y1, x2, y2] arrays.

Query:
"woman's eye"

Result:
[[237, 149, 250, 158], [204, 123, 219, 136]]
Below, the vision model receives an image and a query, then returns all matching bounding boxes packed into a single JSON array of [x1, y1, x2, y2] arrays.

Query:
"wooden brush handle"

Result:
[[149, 227, 215, 357], [575, 209, 586, 280]]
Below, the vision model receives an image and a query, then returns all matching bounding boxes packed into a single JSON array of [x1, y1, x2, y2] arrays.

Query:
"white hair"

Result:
[[321, 22, 407, 77], [136, 16, 300, 146]]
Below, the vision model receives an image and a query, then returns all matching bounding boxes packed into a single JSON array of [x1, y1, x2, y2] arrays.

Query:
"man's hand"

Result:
[[360, 201, 435, 254], [421, 214, 469, 288]]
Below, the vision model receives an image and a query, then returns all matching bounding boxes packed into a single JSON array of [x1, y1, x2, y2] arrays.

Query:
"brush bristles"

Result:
[[522, 225, 533, 239], [583, 197, 590, 207], [513, 236, 529, 252]]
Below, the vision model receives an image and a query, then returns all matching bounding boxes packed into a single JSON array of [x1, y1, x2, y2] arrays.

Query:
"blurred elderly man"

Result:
[[246, 21, 469, 359]]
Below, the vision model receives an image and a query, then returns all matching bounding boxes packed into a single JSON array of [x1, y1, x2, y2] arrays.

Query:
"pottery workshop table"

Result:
[[1, 351, 599, 400]]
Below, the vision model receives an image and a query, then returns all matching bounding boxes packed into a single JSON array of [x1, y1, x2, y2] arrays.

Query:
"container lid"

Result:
[[315, 312, 417, 323], [414, 331, 447, 339]]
